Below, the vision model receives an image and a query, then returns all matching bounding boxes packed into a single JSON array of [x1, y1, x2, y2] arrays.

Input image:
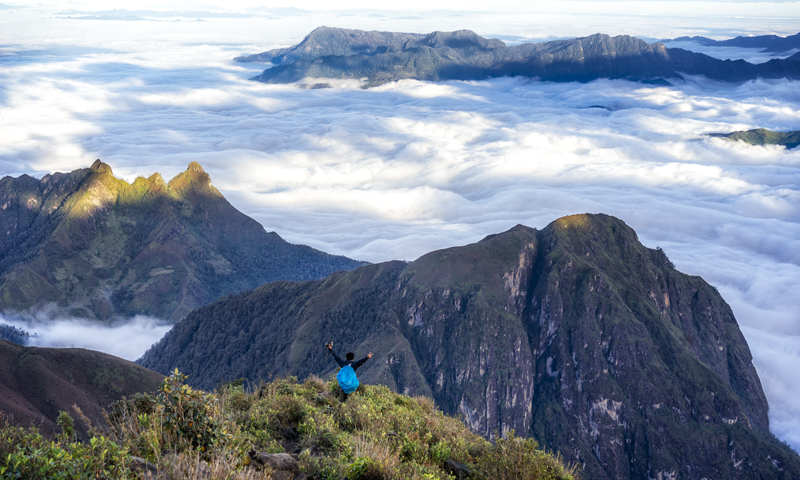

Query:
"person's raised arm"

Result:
[[330, 348, 346, 367], [353, 352, 373, 370]]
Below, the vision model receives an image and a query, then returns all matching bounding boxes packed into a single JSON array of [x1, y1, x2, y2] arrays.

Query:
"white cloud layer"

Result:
[[0, 315, 172, 361], [0, 6, 799, 451]]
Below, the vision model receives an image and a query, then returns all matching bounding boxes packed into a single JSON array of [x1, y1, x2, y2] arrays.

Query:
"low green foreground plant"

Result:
[[0, 371, 578, 479]]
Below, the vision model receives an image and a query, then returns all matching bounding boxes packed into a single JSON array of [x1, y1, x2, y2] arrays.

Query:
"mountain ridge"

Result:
[[0, 339, 164, 438], [668, 31, 800, 53], [239, 27, 800, 86], [0, 161, 366, 322], [708, 128, 800, 149], [139, 213, 800, 479]]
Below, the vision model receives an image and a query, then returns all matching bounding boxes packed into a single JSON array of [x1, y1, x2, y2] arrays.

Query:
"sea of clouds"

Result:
[[0, 5, 799, 449]]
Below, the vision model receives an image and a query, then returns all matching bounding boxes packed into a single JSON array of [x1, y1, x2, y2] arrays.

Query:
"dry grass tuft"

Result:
[[153, 452, 273, 480]]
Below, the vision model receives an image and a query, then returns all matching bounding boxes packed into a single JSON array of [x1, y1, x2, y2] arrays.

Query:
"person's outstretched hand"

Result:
[[367, 352, 374, 359]]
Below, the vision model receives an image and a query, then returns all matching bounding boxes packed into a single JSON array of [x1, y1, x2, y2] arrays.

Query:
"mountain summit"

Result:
[[140, 213, 800, 479], [0, 161, 366, 322], [239, 27, 800, 86]]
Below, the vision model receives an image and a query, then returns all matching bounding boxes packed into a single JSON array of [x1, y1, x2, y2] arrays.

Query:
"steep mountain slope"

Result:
[[669, 31, 800, 53], [139, 214, 800, 479], [244, 28, 800, 86], [0, 339, 163, 438], [0, 160, 366, 322], [709, 128, 800, 149]]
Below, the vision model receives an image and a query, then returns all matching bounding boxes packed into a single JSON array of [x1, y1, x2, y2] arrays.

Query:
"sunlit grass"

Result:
[[0, 371, 578, 480]]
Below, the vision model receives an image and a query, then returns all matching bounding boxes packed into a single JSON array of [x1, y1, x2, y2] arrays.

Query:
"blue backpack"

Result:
[[337, 364, 359, 394]]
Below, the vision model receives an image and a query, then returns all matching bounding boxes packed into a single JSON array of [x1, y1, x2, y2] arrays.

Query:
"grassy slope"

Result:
[[0, 340, 163, 438], [0, 373, 578, 480]]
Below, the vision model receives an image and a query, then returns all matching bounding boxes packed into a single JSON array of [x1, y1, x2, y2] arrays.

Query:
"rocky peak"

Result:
[[187, 161, 205, 173], [148, 172, 165, 187], [89, 159, 113, 175], [416, 30, 505, 50], [166, 162, 217, 197]]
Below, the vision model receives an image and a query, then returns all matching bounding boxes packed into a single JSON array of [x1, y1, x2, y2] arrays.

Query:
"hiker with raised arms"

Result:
[[325, 342, 373, 402]]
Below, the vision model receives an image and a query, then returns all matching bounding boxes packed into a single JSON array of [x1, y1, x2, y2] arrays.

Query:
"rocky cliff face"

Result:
[[139, 214, 800, 479], [0, 161, 366, 322], [244, 28, 800, 86]]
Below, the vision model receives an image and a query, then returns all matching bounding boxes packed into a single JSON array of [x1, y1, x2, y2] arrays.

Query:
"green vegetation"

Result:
[[0, 371, 577, 480], [709, 128, 800, 149]]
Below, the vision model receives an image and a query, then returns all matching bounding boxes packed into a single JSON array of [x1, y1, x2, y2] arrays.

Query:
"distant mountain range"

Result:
[[236, 27, 800, 86], [709, 128, 800, 149], [0, 161, 366, 322], [667, 31, 800, 53], [0, 339, 163, 438], [139, 213, 800, 479]]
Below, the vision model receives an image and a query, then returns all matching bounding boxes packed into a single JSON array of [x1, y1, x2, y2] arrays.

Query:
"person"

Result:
[[326, 343, 373, 402]]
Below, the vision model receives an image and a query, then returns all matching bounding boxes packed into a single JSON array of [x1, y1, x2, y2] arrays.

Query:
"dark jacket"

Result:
[[331, 350, 369, 371]]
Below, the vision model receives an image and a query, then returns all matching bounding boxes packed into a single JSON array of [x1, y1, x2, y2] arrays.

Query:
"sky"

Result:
[[1, 0, 799, 450]]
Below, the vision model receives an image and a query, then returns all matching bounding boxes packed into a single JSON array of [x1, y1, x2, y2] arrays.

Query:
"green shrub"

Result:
[[157, 369, 231, 453], [56, 411, 75, 443], [1, 375, 577, 480], [0, 414, 133, 480], [474, 431, 577, 480]]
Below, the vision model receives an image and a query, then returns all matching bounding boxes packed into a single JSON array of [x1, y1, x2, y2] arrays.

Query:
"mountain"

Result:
[[0, 339, 163, 438], [669, 31, 800, 53], [0, 160, 366, 322], [139, 213, 800, 479], [708, 128, 800, 149], [234, 25, 425, 64], [242, 28, 800, 86]]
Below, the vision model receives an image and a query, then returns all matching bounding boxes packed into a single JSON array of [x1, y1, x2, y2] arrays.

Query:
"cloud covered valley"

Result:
[[1, 6, 799, 450]]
